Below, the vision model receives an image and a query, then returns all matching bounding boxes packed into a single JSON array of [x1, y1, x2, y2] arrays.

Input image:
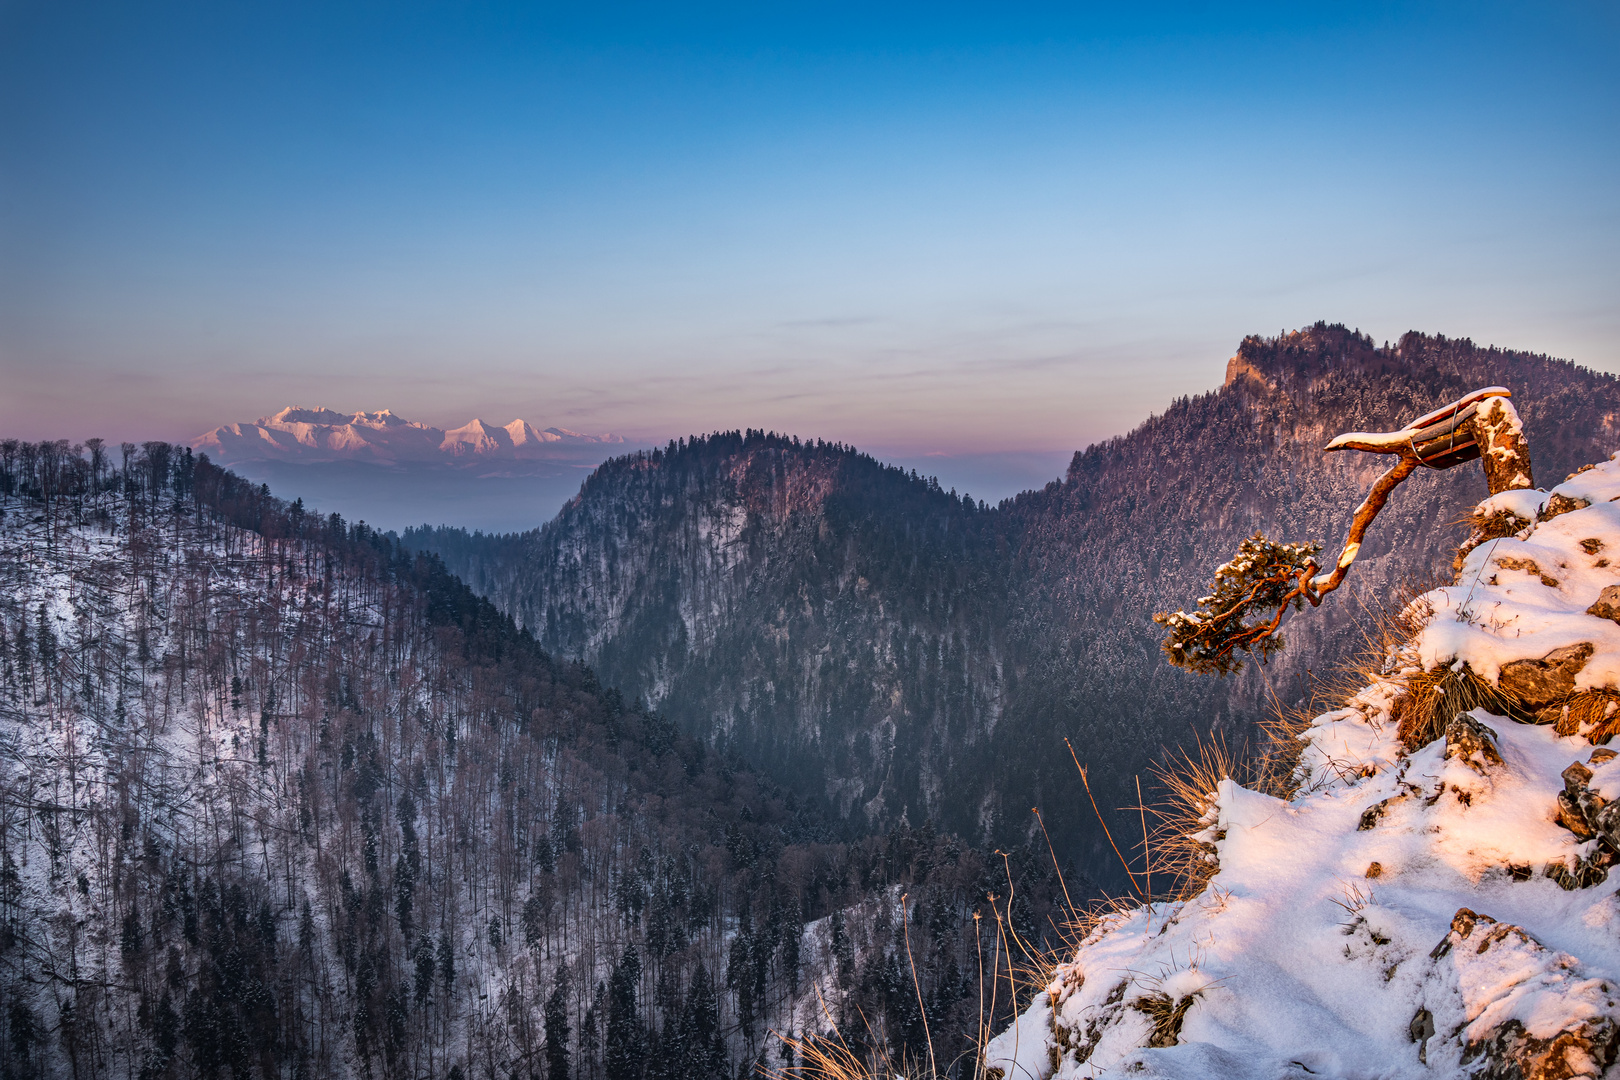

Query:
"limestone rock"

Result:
[[1498, 643, 1594, 709], [1556, 791, 1595, 839], [1587, 585, 1620, 624], [1552, 758, 1616, 841], [1463, 1020, 1620, 1079], [1541, 492, 1592, 521], [1444, 713, 1503, 771], [1426, 908, 1620, 1077]]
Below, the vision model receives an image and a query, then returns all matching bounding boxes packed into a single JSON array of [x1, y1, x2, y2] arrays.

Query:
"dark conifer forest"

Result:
[[0, 441, 1057, 1080]]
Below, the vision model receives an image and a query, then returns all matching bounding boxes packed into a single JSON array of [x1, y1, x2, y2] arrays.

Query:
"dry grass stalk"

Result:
[[899, 893, 938, 1080], [1031, 808, 1079, 930], [1066, 739, 1146, 902]]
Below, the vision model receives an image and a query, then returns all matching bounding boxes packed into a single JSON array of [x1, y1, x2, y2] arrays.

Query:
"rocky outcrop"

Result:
[[1424, 908, 1620, 1078], [1586, 585, 1620, 624], [1444, 712, 1503, 771], [1499, 643, 1595, 709]]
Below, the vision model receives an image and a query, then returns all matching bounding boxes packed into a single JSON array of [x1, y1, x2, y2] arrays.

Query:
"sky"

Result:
[[2, 1, 1618, 509]]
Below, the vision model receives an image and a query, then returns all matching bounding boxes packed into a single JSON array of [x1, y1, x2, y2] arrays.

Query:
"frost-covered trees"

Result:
[[0, 441, 1025, 1080]]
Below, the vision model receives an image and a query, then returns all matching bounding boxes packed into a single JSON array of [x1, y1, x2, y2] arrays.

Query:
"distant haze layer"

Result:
[[190, 405, 1075, 532]]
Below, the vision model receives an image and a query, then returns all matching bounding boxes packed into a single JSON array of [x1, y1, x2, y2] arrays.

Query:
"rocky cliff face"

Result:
[[410, 326, 1620, 880]]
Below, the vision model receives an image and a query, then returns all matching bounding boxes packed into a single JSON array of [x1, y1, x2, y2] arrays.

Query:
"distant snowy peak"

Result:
[[441, 419, 511, 455], [503, 419, 556, 447], [263, 406, 356, 426], [194, 407, 624, 466]]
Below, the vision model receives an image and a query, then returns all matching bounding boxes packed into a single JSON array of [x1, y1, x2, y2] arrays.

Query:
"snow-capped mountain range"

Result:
[[194, 406, 625, 467]]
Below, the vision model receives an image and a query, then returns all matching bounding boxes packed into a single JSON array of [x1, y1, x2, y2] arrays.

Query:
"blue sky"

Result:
[[2, 1, 1617, 503]]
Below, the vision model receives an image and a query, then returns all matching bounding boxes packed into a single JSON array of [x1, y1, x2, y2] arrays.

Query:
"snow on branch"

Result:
[[1156, 388, 1534, 675], [1154, 534, 1322, 675]]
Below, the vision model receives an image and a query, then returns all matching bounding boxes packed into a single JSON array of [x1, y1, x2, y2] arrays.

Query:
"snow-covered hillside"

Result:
[[985, 456, 1620, 1078]]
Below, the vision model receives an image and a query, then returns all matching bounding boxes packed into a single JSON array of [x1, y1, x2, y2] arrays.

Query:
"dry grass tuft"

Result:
[[1146, 739, 1244, 903], [1453, 507, 1534, 572], [769, 1029, 871, 1080], [768, 991, 950, 1080], [1130, 991, 1197, 1048], [1392, 663, 1521, 750], [1253, 703, 1315, 802], [769, 1027, 951, 1080], [1547, 689, 1620, 744], [769, 878, 1065, 1080]]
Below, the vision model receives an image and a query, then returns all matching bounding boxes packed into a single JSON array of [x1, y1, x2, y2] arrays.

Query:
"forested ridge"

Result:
[[409, 326, 1620, 884], [0, 440, 1058, 1080], [410, 435, 1005, 838]]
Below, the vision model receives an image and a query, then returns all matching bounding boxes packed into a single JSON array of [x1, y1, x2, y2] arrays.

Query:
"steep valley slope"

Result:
[[0, 446, 1033, 1080], [408, 326, 1620, 884]]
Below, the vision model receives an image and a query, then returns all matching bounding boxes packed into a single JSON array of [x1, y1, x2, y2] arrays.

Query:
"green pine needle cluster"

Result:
[[1154, 532, 1323, 675]]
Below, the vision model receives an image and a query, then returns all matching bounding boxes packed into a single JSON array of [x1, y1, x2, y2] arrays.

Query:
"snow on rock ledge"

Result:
[[985, 454, 1620, 1078]]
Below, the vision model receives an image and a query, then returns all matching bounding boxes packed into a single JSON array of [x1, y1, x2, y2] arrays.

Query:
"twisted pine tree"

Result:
[[1156, 388, 1535, 675]]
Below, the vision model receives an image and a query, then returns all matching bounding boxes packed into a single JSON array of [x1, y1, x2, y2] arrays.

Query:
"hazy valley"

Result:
[[408, 326, 1620, 885]]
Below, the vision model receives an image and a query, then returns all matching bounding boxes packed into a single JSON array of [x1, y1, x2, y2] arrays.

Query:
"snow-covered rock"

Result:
[[985, 454, 1620, 1078]]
